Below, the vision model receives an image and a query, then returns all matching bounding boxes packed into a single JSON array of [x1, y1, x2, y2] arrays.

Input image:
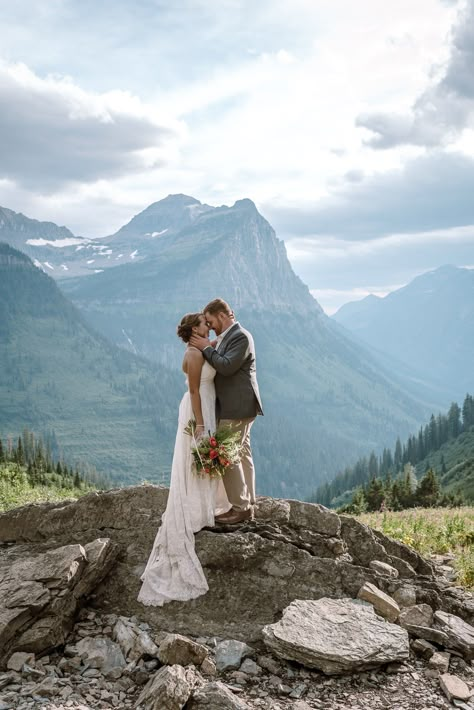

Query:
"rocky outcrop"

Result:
[[0, 537, 118, 669], [0, 486, 472, 663]]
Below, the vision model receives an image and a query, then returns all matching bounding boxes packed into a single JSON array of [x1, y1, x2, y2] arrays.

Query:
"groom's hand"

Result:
[[189, 334, 211, 351]]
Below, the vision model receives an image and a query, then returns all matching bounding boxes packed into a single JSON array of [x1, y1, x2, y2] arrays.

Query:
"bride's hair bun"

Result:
[[177, 312, 203, 343]]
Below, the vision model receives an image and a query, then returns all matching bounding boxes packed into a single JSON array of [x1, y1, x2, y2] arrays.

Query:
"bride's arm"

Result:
[[186, 349, 205, 434]]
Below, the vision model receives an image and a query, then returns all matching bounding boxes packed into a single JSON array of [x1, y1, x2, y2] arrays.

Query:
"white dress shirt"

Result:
[[215, 321, 238, 351]]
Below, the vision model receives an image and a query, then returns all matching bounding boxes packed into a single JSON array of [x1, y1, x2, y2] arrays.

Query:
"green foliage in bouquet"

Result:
[[184, 419, 243, 478]]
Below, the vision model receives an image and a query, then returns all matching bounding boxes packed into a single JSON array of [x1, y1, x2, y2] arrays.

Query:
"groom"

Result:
[[189, 298, 263, 524]]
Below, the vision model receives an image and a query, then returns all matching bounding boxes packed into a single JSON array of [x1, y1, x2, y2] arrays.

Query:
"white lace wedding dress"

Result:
[[137, 358, 229, 606]]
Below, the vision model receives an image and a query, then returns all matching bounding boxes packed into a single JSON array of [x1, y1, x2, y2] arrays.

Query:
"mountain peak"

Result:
[[233, 198, 257, 211]]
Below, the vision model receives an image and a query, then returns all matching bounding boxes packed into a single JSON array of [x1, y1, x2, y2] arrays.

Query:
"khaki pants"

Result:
[[219, 417, 256, 511]]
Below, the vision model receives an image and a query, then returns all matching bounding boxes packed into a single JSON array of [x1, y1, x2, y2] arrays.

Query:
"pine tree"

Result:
[[416, 468, 440, 507], [394, 438, 402, 472], [447, 402, 461, 439], [365, 476, 385, 512]]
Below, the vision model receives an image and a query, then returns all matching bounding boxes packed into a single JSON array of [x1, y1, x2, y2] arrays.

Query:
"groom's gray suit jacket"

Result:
[[202, 322, 263, 420]]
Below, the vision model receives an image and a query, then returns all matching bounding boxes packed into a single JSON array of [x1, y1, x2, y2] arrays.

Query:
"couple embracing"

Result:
[[138, 298, 263, 607]]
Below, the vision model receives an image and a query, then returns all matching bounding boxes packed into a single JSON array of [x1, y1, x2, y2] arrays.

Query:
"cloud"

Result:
[[357, 0, 474, 149], [0, 60, 181, 190], [264, 151, 474, 239]]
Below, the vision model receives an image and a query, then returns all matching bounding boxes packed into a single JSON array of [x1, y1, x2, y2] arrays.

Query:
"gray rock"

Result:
[[428, 652, 450, 674], [135, 664, 192, 709], [215, 641, 254, 672], [433, 611, 474, 660], [439, 673, 473, 702], [398, 604, 434, 629], [262, 598, 409, 675], [187, 681, 250, 709], [392, 586, 417, 608], [257, 655, 280, 675], [411, 639, 437, 658], [239, 658, 260, 675], [200, 658, 217, 677], [369, 560, 399, 578], [6, 652, 34, 672], [0, 538, 118, 668], [288, 500, 341, 537], [357, 582, 400, 622], [75, 636, 126, 673], [158, 633, 208, 666], [114, 617, 160, 661], [403, 625, 450, 646]]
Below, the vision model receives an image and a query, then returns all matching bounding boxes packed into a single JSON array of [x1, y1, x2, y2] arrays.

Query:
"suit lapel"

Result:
[[218, 322, 239, 352]]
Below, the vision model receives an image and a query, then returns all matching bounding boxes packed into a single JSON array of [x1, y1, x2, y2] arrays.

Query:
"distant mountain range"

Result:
[[1, 195, 465, 498], [0, 243, 180, 484], [333, 265, 474, 399]]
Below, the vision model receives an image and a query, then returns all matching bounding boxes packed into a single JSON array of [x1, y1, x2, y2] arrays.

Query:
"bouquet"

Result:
[[184, 419, 243, 478]]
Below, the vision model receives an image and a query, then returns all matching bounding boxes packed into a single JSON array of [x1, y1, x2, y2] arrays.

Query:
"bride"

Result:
[[137, 312, 230, 606]]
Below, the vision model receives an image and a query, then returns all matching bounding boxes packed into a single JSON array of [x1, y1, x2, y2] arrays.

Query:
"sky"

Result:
[[1, 0, 474, 314]]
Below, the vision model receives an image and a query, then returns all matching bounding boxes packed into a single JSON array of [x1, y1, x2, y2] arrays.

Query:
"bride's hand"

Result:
[[195, 425, 205, 442]]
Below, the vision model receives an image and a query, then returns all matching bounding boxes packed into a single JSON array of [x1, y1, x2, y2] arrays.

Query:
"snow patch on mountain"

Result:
[[27, 238, 85, 248]]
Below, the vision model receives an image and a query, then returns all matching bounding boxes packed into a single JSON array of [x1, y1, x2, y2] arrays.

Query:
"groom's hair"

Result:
[[203, 298, 233, 317]]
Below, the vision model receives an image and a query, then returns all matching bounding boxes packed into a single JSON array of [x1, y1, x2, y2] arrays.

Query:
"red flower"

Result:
[[204, 467, 210, 474], [209, 437, 218, 447], [209, 449, 219, 460]]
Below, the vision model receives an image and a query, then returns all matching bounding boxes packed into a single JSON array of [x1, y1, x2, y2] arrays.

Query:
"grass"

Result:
[[358, 507, 474, 590], [0, 462, 96, 512]]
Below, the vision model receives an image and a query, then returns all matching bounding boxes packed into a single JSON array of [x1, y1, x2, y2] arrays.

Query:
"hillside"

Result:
[[0, 243, 181, 483], [313, 394, 474, 507]]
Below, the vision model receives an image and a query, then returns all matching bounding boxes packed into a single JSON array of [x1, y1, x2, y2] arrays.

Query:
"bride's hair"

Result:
[[177, 312, 203, 343]]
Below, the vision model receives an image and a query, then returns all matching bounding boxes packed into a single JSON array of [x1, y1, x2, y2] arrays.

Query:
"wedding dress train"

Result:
[[137, 359, 229, 606]]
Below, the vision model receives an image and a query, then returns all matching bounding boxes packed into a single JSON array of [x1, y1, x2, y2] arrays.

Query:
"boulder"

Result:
[[262, 598, 409, 675], [403, 625, 449, 646], [433, 611, 474, 660], [75, 636, 126, 673], [187, 681, 250, 709], [113, 617, 159, 661], [135, 664, 193, 710], [158, 633, 208, 666], [439, 673, 473, 702], [392, 585, 417, 608], [398, 604, 434, 629], [215, 640, 254, 672], [411, 639, 437, 658], [369, 560, 399, 578], [357, 582, 400, 622], [0, 538, 118, 668], [6, 652, 34, 672], [428, 651, 450, 674]]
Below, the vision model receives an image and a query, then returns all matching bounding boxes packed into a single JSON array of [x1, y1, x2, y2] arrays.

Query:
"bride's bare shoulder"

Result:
[[182, 346, 203, 372]]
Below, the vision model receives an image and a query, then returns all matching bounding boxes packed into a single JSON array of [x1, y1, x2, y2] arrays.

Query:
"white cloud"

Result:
[[0, 59, 182, 190]]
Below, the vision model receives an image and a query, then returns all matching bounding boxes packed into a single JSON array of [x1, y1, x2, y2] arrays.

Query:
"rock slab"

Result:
[[262, 598, 409, 675], [357, 582, 400, 622], [434, 610, 474, 660], [439, 673, 473, 702]]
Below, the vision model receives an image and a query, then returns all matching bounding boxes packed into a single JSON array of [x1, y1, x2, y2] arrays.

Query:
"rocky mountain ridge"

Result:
[[333, 265, 474, 398]]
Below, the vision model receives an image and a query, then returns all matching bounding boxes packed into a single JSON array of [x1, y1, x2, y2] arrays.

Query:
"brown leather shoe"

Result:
[[214, 509, 234, 522], [216, 508, 253, 525]]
